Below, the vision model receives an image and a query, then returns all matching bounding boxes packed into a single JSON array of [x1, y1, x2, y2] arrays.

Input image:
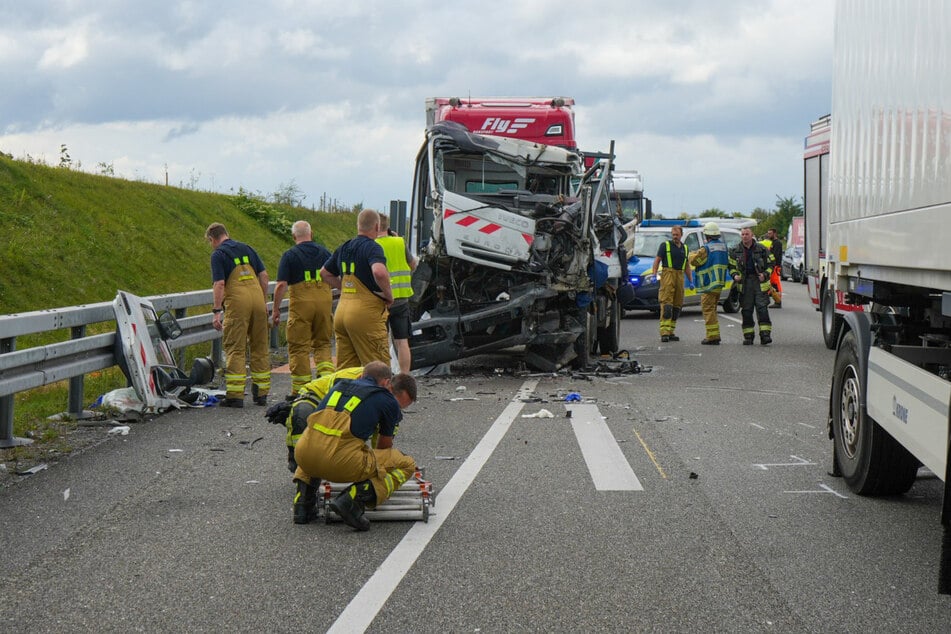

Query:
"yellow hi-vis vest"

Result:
[[376, 235, 414, 299]]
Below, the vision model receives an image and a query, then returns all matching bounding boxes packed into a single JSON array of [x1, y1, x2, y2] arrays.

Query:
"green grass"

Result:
[[0, 155, 360, 452]]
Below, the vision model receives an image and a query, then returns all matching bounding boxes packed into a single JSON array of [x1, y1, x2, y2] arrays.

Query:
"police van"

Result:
[[623, 218, 756, 313]]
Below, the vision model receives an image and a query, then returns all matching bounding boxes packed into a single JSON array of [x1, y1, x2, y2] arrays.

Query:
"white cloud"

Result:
[[0, 0, 835, 216]]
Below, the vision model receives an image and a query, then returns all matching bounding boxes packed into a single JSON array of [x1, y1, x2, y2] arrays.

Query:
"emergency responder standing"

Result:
[[320, 209, 393, 370], [729, 227, 774, 345], [648, 225, 692, 342], [376, 212, 417, 373], [763, 227, 784, 308], [272, 220, 334, 398], [689, 222, 730, 345], [206, 222, 271, 407], [290, 361, 418, 530]]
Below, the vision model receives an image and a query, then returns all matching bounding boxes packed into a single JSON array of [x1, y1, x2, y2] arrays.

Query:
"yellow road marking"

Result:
[[633, 427, 668, 480]]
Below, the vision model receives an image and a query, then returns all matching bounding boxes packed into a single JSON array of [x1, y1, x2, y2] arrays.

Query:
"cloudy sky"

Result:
[[0, 0, 834, 217]]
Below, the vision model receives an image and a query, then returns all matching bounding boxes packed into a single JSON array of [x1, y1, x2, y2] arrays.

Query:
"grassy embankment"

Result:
[[0, 154, 359, 452]]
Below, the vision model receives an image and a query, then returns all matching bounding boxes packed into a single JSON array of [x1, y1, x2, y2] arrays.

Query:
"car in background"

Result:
[[622, 218, 755, 314], [780, 245, 805, 283]]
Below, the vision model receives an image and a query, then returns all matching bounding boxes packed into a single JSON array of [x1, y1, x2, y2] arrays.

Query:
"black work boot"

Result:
[[293, 479, 318, 525], [330, 480, 375, 531], [743, 335, 755, 346], [220, 398, 244, 408], [760, 333, 773, 345], [252, 383, 267, 406]]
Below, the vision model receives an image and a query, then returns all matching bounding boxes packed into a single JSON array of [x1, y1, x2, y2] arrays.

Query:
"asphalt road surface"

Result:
[[1, 283, 948, 632]]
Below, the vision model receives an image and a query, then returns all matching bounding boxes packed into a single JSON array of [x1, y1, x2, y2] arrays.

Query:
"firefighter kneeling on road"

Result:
[[288, 361, 417, 530], [267, 366, 366, 474]]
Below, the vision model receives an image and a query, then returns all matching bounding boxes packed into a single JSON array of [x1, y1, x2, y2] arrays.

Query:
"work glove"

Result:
[[265, 401, 292, 425]]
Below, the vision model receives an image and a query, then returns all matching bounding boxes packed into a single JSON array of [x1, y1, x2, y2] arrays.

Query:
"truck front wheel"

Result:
[[832, 330, 919, 495], [821, 288, 842, 349], [596, 298, 620, 355]]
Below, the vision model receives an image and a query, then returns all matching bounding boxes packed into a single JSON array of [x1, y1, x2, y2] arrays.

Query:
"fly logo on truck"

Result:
[[479, 117, 535, 135]]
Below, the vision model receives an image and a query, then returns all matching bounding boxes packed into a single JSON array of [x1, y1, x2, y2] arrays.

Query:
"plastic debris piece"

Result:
[[17, 464, 47, 475], [521, 409, 554, 419], [168, 448, 184, 453], [565, 393, 582, 402], [63, 488, 70, 501], [435, 456, 460, 460], [689, 472, 699, 479], [449, 397, 479, 402], [455, 385, 467, 392], [107, 426, 131, 436]]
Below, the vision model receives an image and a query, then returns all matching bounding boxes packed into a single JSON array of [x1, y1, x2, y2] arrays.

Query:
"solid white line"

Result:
[[567, 404, 643, 491], [326, 380, 537, 634]]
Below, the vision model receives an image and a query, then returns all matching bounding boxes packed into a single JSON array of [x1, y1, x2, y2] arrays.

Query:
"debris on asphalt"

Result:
[[565, 392, 582, 402], [63, 488, 70, 501], [17, 464, 48, 476], [107, 426, 131, 436], [521, 409, 554, 419], [435, 455, 460, 460]]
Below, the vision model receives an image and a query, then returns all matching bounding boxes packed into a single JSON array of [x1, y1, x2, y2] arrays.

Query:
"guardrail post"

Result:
[[0, 336, 33, 448], [174, 308, 187, 368], [67, 326, 86, 416]]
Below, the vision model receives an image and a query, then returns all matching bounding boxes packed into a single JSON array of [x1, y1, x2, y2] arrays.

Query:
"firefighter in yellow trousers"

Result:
[[648, 225, 692, 342], [272, 220, 334, 397], [206, 222, 271, 408], [689, 222, 730, 345], [290, 362, 418, 530], [320, 209, 394, 370]]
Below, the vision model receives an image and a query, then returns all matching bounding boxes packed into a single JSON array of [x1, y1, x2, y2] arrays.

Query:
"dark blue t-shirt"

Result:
[[324, 235, 387, 293], [317, 377, 402, 440], [277, 241, 333, 284], [211, 239, 266, 283]]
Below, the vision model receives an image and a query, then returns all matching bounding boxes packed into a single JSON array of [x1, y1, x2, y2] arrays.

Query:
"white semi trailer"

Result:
[[825, 0, 951, 593]]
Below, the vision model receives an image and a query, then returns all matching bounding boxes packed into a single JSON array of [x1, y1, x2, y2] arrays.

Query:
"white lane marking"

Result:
[[567, 404, 643, 491], [784, 483, 849, 499], [752, 455, 816, 470], [721, 314, 743, 324], [327, 380, 537, 634]]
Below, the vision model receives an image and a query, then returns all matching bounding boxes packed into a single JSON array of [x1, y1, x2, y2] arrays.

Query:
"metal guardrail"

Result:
[[0, 286, 286, 448]]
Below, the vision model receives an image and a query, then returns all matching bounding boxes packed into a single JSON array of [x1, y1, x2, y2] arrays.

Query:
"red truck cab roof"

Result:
[[426, 97, 576, 149]]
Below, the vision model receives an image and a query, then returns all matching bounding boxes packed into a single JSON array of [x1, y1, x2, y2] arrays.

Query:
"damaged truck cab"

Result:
[[407, 121, 626, 371]]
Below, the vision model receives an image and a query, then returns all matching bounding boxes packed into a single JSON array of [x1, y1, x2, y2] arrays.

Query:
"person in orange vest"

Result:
[[320, 209, 394, 369], [647, 225, 693, 342], [762, 228, 784, 308], [272, 220, 334, 398], [206, 222, 271, 407], [376, 213, 417, 373]]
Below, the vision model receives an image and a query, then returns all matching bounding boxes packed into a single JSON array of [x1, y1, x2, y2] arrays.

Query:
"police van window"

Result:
[[684, 233, 700, 252], [723, 231, 742, 250]]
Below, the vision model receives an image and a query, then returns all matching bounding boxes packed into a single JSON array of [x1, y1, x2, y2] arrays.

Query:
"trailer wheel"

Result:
[[832, 330, 919, 495], [596, 298, 620, 355], [821, 289, 842, 350], [721, 287, 740, 313]]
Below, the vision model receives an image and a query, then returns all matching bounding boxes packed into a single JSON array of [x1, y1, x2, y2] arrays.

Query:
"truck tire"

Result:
[[821, 288, 842, 349], [596, 299, 620, 355], [831, 330, 919, 495], [721, 286, 740, 313], [571, 308, 596, 370]]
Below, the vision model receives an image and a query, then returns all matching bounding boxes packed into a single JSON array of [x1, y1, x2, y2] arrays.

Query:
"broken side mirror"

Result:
[[189, 356, 215, 386], [156, 311, 182, 340]]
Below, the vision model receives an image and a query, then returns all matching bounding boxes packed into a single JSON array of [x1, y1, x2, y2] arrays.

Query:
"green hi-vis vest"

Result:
[[376, 235, 414, 299], [663, 241, 688, 271]]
